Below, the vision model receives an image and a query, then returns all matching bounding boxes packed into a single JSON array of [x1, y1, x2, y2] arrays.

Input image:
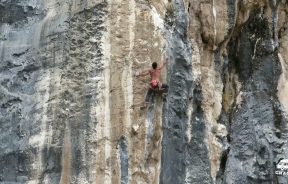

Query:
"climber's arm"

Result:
[[136, 69, 150, 77], [158, 57, 168, 70]]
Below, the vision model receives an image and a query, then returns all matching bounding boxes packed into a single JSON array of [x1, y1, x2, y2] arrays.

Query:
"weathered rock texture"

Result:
[[1, 0, 288, 183]]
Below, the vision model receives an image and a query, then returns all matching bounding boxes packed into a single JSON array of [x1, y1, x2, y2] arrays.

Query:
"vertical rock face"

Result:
[[0, 0, 288, 184]]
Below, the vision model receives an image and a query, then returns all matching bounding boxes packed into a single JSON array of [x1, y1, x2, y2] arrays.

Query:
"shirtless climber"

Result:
[[136, 57, 169, 108]]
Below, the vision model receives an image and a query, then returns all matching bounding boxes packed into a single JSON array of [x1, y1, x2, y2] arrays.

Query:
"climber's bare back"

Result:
[[149, 68, 161, 81]]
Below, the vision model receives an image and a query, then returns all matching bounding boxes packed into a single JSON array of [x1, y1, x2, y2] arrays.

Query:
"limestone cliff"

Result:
[[0, 0, 288, 183]]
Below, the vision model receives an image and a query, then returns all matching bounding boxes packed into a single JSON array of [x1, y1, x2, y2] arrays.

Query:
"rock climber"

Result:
[[136, 57, 169, 107]]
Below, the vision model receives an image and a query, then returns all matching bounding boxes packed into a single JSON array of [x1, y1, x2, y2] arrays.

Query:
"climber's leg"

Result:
[[144, 88, 154, 107], [161, 84, 169, 93], [160, 84, 168, 101]]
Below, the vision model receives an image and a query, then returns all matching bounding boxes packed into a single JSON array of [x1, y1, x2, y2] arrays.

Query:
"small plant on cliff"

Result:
[[165, 0, 174, 16], [146, 0, 151, 5], [164, 0, 175, 27], [211, 125, 218, 135]]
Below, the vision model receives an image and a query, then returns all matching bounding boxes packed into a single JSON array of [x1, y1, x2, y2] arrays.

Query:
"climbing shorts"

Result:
[[150, 80, 159, 89], [145, 83, 169, 103]]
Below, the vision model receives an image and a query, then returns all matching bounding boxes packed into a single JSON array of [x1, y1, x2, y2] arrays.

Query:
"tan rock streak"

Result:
[[100, 0, 164, 183], [128, 4, 165, 184], [59, 128, 72, 184], [277, 2, 288, 115], [108, 0, 130, 182], [95, 1, 111, 183]]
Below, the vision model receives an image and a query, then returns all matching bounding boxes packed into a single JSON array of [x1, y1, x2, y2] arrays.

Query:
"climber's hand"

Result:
[[134, 71, 140, 78]]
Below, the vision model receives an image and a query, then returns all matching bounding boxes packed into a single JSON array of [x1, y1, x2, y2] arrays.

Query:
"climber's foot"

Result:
[[130, 105, 135, 109], [162, 93, 167, 101], [140, 106, 146, 110]]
